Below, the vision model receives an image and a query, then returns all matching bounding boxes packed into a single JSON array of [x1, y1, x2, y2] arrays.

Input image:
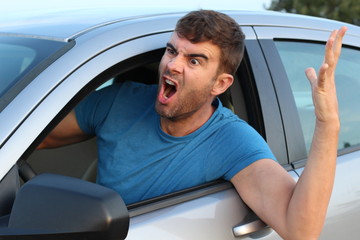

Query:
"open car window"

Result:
[[25, 47, 255, 207]]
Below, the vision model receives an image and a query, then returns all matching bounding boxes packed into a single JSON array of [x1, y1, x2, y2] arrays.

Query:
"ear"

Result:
[[211, 73, 234, 96]]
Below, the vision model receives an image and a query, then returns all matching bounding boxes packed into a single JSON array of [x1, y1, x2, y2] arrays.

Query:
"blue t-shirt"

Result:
[[76, 81, 276, 204]]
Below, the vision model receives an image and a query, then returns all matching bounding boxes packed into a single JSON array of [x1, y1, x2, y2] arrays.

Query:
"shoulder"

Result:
[[212, 100, 248, 134], [212, 102, 275, 159]]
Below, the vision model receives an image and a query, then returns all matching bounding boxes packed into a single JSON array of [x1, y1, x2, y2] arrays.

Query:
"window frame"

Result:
[[244, 37, 290, 168], [258, 38, 308, 167]]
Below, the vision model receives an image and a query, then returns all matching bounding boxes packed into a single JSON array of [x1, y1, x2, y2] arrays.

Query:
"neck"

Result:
[[160, 104, 216, 137]]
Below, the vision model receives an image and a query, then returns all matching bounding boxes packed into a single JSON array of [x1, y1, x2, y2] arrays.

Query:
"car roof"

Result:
[[0, 4, 359, 42]]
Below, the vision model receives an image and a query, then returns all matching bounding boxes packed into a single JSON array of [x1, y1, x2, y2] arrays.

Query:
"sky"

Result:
[[0, 0, 273, 13]]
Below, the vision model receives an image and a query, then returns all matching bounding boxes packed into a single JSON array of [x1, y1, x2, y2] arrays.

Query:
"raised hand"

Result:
[[305, 26, 347, 124]]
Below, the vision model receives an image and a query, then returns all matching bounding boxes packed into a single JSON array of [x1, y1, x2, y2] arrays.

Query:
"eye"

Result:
[[166, 47, 176, 55], [189, 58, 200, 65]]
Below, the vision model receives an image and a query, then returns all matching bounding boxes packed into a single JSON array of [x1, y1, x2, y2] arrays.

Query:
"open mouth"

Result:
[[163, 79, 177, 99]]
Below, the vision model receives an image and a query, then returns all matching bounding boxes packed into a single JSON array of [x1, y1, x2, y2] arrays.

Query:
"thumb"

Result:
[[305, 67, 317, 86]]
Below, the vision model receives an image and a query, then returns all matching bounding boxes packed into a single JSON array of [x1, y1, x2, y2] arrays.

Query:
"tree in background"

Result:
[[267, 0, 360, 25]]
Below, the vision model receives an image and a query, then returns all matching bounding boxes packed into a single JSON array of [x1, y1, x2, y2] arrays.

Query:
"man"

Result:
[[39, 10, 347, 239]]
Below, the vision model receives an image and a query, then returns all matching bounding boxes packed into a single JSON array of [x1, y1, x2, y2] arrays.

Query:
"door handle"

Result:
[[233, 219, 268, 237]]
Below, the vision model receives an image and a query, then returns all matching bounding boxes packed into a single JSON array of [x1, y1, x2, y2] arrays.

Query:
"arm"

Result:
[[231, 26, 347, 240], [37, 110, 93, 149]]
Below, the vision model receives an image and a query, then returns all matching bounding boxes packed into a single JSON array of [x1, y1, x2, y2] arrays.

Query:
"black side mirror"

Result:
[[0, 173, 129, 240]]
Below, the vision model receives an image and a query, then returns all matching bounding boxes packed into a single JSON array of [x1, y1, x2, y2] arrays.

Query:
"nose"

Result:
[[167, 55, 183, 74]]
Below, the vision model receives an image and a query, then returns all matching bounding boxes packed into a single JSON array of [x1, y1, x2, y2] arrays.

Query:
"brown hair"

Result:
[[175, 10, 245, 76]]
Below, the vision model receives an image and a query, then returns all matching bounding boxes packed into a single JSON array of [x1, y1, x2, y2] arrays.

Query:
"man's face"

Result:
[[156, 32, 222, 121]]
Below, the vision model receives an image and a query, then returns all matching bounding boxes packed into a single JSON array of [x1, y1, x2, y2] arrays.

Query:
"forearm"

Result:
[[37, 133, 93, 149], [37, 110, 93, 149], [286, 119, 339, 239]]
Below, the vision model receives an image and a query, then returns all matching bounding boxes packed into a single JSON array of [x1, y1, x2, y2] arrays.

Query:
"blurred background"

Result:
[[267, 0, 359, 25]]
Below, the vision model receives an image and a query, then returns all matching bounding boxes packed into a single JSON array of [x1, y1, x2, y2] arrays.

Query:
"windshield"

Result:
[[0, 36, 69, 111]]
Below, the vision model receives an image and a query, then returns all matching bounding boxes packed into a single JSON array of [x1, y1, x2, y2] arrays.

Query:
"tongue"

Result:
[[164, 84, 176, 99]]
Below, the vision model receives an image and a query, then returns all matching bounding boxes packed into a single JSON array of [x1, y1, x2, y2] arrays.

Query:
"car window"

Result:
[[275, 41, 360, 152], [0, 36, 69, 111], [27, 47, 247, 206], [0, 43, 36, 88]]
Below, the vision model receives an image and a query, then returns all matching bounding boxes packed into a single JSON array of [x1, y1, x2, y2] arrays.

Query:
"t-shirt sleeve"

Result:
[[75, 84, 119, 135], [206, 120, 277, 181]]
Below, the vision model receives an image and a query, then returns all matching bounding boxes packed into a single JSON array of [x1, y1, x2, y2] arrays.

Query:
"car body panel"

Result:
[[128, 189, 266, 240], [1, 7, 358, 41], [128, 171, 298, 240]]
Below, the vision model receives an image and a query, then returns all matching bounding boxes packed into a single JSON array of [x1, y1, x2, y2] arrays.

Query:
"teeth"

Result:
[[165, 79, 175, 86]]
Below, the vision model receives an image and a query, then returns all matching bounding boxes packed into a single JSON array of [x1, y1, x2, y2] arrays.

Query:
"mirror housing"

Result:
[[0, 173, 129, 239]]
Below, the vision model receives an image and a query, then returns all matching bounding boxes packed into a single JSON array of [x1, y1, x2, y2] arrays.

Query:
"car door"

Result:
[[256, 25, 360, 239]]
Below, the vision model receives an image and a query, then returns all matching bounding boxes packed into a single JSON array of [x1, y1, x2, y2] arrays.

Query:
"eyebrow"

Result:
[[166, 42, 209, 61]]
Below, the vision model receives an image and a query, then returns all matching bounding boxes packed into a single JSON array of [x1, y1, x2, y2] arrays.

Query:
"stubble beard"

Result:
[[155, 79, 215, 121]]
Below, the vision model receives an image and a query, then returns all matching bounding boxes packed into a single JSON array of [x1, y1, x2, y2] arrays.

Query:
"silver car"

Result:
[[0, 5, 360, 240]]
